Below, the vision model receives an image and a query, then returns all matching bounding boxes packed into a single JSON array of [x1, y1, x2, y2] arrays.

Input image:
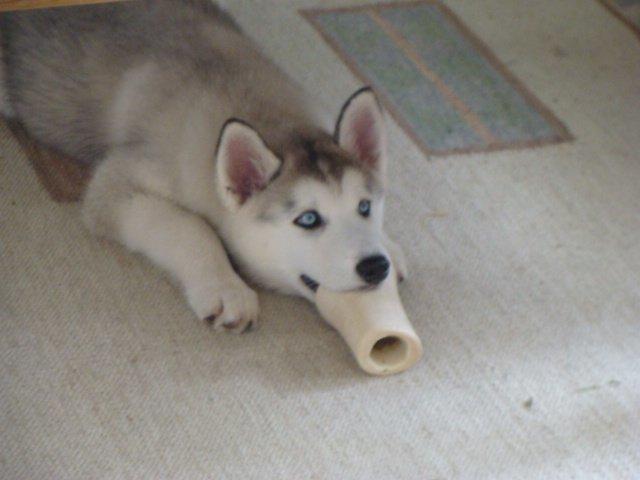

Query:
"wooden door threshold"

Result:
[[0, 0, 127, 12]]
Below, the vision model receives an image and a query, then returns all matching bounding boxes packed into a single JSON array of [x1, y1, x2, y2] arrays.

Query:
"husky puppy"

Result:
[[0, 0, 406, 332]]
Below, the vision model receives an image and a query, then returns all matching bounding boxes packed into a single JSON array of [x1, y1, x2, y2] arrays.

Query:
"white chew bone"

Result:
[[314, 266, 423, 375]]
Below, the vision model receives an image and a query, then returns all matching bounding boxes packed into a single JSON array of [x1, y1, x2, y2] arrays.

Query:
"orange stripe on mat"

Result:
[[367, 9, 499, 146]]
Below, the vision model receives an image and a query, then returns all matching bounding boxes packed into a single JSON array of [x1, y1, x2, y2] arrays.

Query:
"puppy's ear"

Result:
[[216, 119, 281, 210], [335, 87, 387, 177]]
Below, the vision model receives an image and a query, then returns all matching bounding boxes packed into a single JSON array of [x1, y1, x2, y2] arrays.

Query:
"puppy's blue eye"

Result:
[[294, 210, 322, 229], [358, 199, 371, 218]]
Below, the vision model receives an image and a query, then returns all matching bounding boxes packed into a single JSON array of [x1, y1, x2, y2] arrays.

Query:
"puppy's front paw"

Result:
[[385, 236, 408, 283], [186, 277, 259, 333]]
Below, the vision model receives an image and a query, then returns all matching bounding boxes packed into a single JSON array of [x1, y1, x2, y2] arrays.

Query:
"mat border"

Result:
[[596, 0, 640, 40], [300, 0, 573, 158]]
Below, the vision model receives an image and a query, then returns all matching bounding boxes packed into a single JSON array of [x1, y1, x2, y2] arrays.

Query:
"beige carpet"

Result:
[[1, 0, 640, 478]]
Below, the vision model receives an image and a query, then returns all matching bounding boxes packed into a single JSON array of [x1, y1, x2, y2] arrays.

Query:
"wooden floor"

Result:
[[0, 0, 125, 12]]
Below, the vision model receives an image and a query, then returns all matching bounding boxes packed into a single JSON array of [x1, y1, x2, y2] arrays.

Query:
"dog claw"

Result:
[[242, 321, 256, 333]]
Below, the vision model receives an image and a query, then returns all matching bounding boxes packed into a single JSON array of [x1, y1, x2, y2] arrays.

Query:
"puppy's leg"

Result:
[[83, 160, 258, 332], [383, 232, 408, 282], [118, 194, 259, 331]]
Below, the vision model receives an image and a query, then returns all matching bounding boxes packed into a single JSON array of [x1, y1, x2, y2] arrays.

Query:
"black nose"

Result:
[[356, 255, 390, 285]]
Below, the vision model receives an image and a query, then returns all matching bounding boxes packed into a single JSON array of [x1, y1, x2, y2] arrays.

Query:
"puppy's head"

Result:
[[216, 88, 390, 299]]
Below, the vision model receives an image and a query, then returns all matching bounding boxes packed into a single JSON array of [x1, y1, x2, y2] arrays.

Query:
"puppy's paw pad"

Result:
[[221, 318, 256, 334]]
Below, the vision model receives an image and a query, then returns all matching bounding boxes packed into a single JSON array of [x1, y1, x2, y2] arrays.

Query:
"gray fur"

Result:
[[0, 0, 314, 163]]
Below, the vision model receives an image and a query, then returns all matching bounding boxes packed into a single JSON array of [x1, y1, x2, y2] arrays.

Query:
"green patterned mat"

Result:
[[303, 1, 572, 156]]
